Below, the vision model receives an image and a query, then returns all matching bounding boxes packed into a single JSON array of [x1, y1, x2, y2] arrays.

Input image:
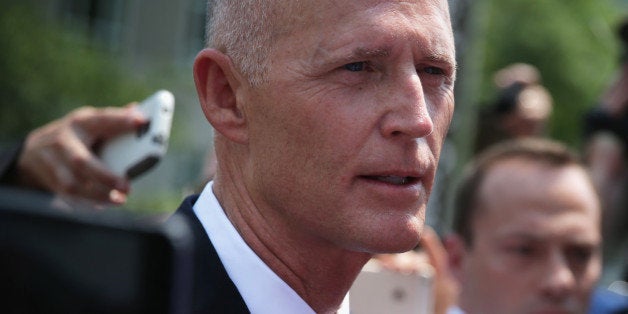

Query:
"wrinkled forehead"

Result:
[[274, 0, 455, 62], [278, 0, 453, 36], [337, 0, 451, 16]]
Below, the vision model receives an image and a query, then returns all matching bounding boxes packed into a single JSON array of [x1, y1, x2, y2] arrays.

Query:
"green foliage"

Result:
[[479, 0, 622, 146], [0, 3, 150, 141], [123, 190, 186, 216]]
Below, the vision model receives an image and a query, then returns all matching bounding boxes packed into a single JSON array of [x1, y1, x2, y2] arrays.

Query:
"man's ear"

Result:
[[193, 48, 248, 143], [443, 234, 467, 284]]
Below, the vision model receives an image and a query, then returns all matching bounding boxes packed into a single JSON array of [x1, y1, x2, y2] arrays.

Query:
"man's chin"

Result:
[[355, 230, 423, 254]]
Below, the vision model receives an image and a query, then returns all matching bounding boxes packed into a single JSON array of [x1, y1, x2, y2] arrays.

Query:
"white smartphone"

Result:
[[100, 90, 175, 179], [349, 260, 435, 314]]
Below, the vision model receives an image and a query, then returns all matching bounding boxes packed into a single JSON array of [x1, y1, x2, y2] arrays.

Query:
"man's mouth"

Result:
[[361, 175, 419, 186]]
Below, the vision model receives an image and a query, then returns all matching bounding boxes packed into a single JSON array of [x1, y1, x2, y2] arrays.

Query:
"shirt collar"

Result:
[[193, 181, 320, 314]]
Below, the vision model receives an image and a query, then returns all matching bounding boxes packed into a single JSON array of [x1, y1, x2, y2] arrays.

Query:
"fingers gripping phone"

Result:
[[100, 90, 175, 179]]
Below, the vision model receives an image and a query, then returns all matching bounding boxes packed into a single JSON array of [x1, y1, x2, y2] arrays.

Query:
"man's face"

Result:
[[458, 159, 601, 314], [238, 0, 455, 253]]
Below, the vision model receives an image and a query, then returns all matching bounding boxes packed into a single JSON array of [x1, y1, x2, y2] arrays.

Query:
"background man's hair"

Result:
[[452, 138, 585, 246]]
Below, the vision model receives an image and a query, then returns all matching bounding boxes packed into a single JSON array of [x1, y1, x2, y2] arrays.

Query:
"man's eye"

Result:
[[506, 244, 537, 257], [423, 66, 445, 75], [567, 246, 594, 265], [343, 62, 367, 72]]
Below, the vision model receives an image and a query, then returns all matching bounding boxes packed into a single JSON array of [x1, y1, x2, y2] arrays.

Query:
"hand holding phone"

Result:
[[100, 90, 175, 179]]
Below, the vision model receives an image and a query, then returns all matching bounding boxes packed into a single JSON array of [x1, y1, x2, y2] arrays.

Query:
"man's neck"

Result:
[[212, 176, 371, 313]]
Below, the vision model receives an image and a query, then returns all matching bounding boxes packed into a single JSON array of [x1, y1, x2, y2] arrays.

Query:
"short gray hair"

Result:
[[205, 0, 295, 86]]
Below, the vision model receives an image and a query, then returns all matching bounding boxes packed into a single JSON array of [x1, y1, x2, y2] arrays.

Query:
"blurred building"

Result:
[[14, 0, 213, 208], [23, 0, 206, 69]]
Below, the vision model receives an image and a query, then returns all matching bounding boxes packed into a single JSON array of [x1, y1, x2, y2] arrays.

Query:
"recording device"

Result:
[[100, 90, 175, 179], [0, 187, 193, 314], [350, 260, 435, 314]]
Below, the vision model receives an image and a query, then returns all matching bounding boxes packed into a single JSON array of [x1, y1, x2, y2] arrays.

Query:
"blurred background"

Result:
[[0, 0, 211, 213], [436, 0, 626, 231], [0, 0, 625, 222]]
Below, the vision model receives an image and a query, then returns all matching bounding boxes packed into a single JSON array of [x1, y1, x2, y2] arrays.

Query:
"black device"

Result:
[[0, 187, 193, 314]]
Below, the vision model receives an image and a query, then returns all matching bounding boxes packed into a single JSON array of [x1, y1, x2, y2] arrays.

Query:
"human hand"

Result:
[[372, 226, 460, 314], [601, 63, 628, 117], [16, 105, 147, 205], [419, 226, 460, 314]]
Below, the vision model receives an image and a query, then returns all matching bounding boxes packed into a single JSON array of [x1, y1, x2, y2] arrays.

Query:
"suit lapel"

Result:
[[173, 195, 250, 314]]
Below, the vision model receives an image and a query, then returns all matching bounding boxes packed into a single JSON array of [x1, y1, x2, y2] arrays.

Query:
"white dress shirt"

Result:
[[447, 305, 466, 314], [193, 181, 350, 314]]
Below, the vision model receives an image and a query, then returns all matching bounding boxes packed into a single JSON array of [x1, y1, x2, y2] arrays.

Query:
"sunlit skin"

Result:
[[240, 0, 456, 253], [194, 0, 455, 312], [453, 159, 601, 314]]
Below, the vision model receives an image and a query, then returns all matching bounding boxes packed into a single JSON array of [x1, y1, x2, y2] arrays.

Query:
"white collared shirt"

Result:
[[447, 305, 466, 314], [193, 181, 350, 314]]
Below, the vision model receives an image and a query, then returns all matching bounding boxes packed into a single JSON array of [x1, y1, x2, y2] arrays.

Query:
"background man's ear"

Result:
[[443, 234, 467, 284], [193, 48, 248, 143]]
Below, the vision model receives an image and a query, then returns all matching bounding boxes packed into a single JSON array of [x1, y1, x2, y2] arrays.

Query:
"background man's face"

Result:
[[459, 159, 601, 314], [239, 0, 455, 253]]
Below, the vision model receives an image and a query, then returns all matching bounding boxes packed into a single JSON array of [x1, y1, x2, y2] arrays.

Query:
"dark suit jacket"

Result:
[[172, 195, 250, 314], [0, 141, 24, 185], [1, 141, 250, 313]]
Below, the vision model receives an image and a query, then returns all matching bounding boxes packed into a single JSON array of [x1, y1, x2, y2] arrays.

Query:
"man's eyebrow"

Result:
[[313, 44, 457, 73], [498, 231, 600, 245], [353, 47, 391, 58], [310, 45, 389, 67], [425, 50, 458, 79], [334, 46, 392, 63], [425, 51, 457, 69], [350, 47, 457, 69], [497, 231, 541, 240]]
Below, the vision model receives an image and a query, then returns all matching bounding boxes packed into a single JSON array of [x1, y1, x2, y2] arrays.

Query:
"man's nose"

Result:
[[380, 69, 434, 139], [539, 250, 576, 301]]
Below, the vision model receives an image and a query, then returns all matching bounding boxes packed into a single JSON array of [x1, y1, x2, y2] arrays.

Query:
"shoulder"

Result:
[[0, 140, 25, 185], [168, 194, 250, 313]]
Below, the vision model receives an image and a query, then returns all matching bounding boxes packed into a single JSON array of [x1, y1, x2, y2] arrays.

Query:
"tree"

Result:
[[478, 0, 621, 146], [0, 2, 150, 141]]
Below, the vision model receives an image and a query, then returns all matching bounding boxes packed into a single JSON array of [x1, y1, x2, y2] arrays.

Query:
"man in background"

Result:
[[446, 138, 602, 313], [474, 63, 553, 154]]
